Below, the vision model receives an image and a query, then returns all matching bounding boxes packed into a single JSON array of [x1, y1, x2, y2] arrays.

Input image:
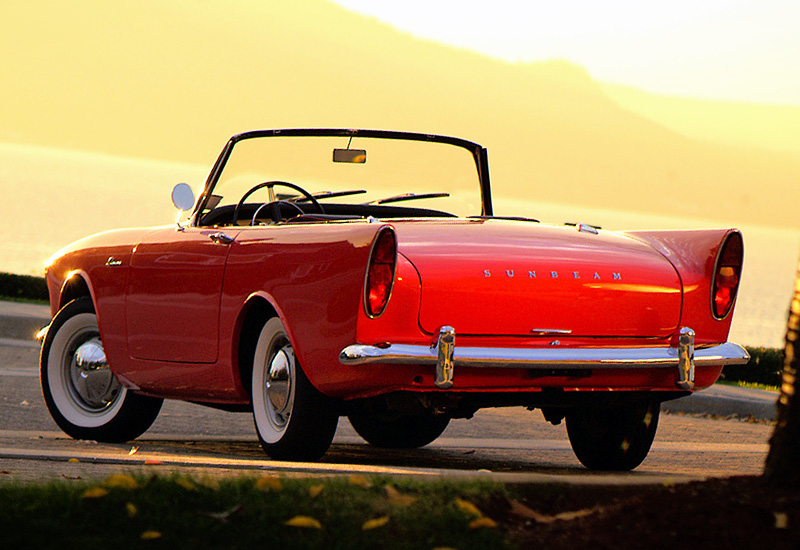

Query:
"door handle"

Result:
[[209, 232, 234, 245]]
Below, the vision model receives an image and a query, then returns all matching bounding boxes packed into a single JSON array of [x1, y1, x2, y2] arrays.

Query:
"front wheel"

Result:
[[40, 298, 163, 442], [348, 410, 450, 448], [251, 317, 338, 461], [565, 400, 660, 471]]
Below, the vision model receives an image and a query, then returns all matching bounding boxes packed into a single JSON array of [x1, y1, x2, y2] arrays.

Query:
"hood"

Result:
[[393, 219, 681, 339]]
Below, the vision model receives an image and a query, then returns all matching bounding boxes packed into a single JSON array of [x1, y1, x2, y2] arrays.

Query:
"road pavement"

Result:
[[0, 303, 775, 482]]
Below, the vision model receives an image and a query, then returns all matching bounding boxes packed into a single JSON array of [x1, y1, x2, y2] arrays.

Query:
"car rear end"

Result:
[[339, 220, 748, 402]]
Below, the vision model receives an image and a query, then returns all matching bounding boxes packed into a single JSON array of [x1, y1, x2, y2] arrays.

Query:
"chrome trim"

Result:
[[435, 326, 455, 389], [105, 257, 122, 267], [339, 326, 750, 390], [531, 328, 573, 336], [36, 325, 50, 341], [209, 232, 234, 245], [267, 347, 293, 415], [577, 223, 599, 235], [70, 336, 121, 409], [676, 327, 696, 390]]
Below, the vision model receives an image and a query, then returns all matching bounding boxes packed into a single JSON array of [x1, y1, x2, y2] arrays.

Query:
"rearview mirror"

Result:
[[333, 148, 367, 164], [171, 183, 195, 211]]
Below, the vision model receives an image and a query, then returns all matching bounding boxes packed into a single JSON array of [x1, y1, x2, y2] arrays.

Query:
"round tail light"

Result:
[[711, 231, 743, 319], [364, 227, 397, 318]]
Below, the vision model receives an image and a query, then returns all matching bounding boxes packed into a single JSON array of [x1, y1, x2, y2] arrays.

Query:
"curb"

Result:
[[662, 384, 777, 422]]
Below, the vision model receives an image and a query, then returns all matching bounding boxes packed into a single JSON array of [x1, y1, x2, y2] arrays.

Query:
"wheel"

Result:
[[348, 410, 450, 448], [565, 400, 660, 471], [40, 298, 163, 443], [233, 180, 324, 224], [251, 317, 338, 461]]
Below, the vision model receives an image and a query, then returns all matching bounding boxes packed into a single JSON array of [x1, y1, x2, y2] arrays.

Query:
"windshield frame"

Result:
[[189, 128, 493, 227]]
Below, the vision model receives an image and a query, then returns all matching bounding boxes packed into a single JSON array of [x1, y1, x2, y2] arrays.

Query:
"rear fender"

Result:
[[221, 222, 392, 396], [625, 228, 742, 344]]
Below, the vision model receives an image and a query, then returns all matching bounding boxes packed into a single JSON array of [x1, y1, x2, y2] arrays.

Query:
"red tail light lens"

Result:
[[712, 232, 743, 319], [364, 228, 397, 317]]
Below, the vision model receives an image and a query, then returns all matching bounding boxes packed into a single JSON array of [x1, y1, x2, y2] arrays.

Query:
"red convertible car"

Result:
[[40, 129, 748, 470]]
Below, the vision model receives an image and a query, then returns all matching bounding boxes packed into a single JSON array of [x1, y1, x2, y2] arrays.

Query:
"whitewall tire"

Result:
[[40, 298, 162, 442], [251, 317, 338, 461]]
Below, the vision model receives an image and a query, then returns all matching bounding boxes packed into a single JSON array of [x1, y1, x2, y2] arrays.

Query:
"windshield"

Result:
[[195, 131, 486, 226]]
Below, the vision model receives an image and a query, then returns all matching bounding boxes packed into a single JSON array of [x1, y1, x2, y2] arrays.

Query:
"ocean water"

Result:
[[3, 143, 797, 348]]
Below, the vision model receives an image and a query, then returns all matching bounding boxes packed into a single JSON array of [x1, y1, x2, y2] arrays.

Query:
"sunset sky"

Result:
[[332, 0, 799, 105]]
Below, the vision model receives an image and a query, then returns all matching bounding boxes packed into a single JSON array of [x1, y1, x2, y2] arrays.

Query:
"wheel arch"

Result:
[[58, 271, 94, 311], [234, 292, 282, 398]]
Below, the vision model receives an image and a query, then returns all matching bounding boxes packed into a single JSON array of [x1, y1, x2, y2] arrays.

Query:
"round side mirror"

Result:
[[171, 183, 195, 212]]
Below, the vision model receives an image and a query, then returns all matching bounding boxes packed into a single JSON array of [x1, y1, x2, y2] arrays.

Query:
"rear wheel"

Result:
[[348, 410, 450, 448], [566, 400, 660, 471], [40, 298, 163, 442], [251, 317, 338, 461]]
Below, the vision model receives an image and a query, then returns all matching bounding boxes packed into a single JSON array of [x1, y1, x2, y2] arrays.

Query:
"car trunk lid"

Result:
[[394, 220, 682, 338]]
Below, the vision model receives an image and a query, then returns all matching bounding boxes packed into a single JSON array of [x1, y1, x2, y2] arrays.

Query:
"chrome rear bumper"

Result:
[[338, 326, 750, 391]]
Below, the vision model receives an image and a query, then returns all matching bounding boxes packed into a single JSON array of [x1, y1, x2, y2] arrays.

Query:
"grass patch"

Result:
[[723, 346, 784, 388], [717, 380, 780, 393], [0, 473, 515, 550]]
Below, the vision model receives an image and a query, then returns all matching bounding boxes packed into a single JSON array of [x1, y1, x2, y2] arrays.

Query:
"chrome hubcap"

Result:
[[266, 345, 293, 425], [68, 336, 120, 410]]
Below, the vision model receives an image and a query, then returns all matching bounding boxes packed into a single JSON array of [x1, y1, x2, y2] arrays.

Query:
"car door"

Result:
[[126, 227, 238, 363]]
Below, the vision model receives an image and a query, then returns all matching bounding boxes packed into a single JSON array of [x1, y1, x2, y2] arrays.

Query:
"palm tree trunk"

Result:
[[764, 263, 800, 486]]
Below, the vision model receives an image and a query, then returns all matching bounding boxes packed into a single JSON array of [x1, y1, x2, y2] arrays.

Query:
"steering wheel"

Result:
[[232, 181, 324, 225]]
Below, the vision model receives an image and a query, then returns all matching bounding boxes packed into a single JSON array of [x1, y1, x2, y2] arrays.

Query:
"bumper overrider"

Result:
[[339, 326, 750, 391]]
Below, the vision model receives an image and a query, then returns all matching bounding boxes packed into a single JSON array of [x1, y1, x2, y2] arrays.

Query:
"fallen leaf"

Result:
[[349, 475, 371, 488], [198, 478, 221, 491], [129, 446, 139, 455], [68, 458, 79, 463], [469, 516, 498, 529], [553, 508, 600, 522], [507, 498, 600, 523], [126, 502, 138, 518], [362, 516, 390, 531], [144, 460, 164, 465], [200, 505, 242, 523], [82, 487, 110, 499], [285, 516, 322, 529], [454, 497, 483, 518], [175, 478, 195, 491], [255, 476, 282, 491], [508, 498, 555, 523], [385, 485, 417, 508], [104, 474, 139, 490], [308, 484, 324, 498], [140, 530, 162, 540], [775, 512, 789, 529]]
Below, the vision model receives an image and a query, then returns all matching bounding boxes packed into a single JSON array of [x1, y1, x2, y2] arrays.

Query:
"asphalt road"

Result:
[[0, 339, 775, 484]]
